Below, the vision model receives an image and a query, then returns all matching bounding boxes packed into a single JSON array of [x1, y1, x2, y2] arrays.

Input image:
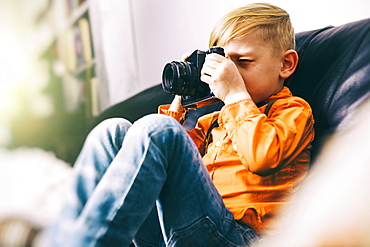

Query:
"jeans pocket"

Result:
[[167, 216, 245, 247], [237, 223, 259, 247]]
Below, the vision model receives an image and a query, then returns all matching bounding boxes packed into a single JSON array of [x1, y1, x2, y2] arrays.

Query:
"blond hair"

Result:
[[209, 3, 295, 55]]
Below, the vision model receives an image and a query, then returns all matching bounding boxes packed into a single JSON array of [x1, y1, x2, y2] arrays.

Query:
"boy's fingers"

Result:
[[206, 53, 225, 62]]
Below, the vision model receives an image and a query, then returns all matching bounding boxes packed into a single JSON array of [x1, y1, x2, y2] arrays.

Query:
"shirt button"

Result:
[[215, 141, 221, 147]]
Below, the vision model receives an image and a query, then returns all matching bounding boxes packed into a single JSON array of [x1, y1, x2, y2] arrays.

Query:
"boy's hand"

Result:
[[201, 53, 251, 105], [169, 95, 184, 112]]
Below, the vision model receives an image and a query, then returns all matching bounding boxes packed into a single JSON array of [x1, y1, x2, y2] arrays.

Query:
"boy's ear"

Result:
[[280, 50, 299, 79]]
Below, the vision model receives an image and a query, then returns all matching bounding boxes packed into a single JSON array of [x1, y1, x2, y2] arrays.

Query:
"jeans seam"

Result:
[[167, 216, 246, 247]]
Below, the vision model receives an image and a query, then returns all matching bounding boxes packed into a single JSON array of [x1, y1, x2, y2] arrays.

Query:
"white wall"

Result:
[[1, 0, 369, 112], [116, 0, 370, 108]]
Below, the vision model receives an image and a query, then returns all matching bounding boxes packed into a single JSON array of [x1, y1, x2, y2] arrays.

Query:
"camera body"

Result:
[[162, 46, 225, 108]]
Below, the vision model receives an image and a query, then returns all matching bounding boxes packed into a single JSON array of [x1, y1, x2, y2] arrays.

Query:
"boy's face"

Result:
[[224, 30, 285, 104]]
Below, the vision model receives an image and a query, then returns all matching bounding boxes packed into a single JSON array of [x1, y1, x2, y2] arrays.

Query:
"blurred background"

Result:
[[0, 0, 369, 244], [0, 0, 369, 164]]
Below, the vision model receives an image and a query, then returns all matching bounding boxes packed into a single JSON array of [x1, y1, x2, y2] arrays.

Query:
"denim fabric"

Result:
[[42, 114, 258, 247]]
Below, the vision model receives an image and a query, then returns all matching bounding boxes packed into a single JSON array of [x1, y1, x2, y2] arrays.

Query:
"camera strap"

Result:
[[201, 99, 279, 156], [201, 119, 219, 156], [179, 109, 190, 125]]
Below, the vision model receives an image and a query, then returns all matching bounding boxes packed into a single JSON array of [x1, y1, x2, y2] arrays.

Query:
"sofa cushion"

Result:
[[285, 18, 370, 154], [87, 84, 174, 133]]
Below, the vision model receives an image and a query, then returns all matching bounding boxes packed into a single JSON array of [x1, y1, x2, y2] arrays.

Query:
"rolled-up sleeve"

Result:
[[218, 98, 315, 176]]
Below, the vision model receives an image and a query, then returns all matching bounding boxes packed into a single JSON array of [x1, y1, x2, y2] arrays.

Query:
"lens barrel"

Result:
[[162, 61, 198, 96]]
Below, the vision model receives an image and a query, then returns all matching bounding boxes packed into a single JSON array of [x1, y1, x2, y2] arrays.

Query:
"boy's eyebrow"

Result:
[[226, 46, 256, 57], [227, 50, 254, 57]]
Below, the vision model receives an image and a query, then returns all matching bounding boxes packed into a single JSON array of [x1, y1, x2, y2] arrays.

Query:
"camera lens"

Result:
[[162, 61, 198, 96]]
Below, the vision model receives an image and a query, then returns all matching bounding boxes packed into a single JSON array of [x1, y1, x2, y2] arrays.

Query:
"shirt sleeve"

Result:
[[218, 98, 315, 176], [158, 104, 219, 153], [158, 104, 185, 122]]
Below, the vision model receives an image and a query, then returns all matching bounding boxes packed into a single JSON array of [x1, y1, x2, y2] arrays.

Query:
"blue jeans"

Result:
[[42, 114, 258, 246]]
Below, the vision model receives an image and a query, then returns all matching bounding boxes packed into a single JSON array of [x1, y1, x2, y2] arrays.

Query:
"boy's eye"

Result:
[[239, 59, 252, 63], [237, 59, 253, 67]]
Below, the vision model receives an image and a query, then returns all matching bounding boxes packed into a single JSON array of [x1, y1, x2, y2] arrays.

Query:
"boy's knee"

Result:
[[135, 114, 181, 132], [88, 118, 132, 141]]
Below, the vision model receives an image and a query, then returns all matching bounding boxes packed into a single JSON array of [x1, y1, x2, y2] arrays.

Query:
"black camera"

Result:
[[162, 46, 225, 108]]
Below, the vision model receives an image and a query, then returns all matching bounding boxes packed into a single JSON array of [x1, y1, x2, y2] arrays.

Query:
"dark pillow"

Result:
[[87, 84, 173, 132], [286, 18, 370, 154]]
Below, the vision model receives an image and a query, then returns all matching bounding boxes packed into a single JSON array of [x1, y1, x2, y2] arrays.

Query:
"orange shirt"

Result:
[[159, 86, 315, 234]]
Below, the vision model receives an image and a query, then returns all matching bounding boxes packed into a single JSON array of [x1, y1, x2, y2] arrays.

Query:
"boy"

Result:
[[42, 3, 314, 246]]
